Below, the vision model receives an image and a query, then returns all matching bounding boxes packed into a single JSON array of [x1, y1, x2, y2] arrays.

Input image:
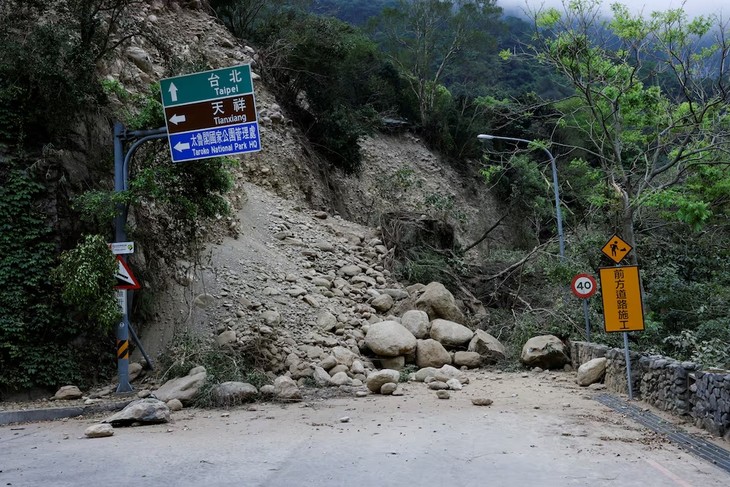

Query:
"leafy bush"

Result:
[[53, 234, 120, 332]]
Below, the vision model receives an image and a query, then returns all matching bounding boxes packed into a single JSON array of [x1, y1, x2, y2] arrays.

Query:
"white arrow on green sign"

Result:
[[160, 65, 253, 106]]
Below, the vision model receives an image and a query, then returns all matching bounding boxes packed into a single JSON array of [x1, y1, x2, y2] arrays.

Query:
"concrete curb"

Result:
[[0, 400, 133, 426]]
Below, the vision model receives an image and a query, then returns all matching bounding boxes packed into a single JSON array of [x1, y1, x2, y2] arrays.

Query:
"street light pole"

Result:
[[477, 134, 565, 259]]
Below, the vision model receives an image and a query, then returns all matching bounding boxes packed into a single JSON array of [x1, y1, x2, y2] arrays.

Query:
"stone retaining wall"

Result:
[[571, 341, 729, 439]]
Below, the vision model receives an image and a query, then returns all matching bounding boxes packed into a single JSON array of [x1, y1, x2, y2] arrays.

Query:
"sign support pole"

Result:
[[112, 122, 168, 393], [114, 122, 133, 393], [582, 300, 591, 342], [623, 332, 634, 400]]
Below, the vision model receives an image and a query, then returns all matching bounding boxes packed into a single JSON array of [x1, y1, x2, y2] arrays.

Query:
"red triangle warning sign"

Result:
[[115, 256, 141, 290]]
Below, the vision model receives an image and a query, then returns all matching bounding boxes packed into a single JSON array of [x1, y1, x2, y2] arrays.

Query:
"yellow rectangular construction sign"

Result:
[[599, 265, 645, 333]]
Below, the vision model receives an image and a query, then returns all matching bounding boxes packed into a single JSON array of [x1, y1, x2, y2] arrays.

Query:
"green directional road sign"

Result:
[[160, 65, 253, 107], [160, 64, 261, 163]]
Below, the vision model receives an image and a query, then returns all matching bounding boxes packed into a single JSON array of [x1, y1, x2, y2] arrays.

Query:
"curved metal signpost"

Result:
[[111, 64, 261, 392]]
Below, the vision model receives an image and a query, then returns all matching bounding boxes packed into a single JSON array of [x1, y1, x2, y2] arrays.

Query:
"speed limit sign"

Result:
[[571, 273, 597, 299]]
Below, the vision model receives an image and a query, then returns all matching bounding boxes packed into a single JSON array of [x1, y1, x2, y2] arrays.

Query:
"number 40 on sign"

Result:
[[571, 273, 597, 299]]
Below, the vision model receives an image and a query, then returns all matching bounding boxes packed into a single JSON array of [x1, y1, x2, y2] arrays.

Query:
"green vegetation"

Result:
[[158, 331, 271, 406], [53, 234, 120, 332], [0, 169, 114, 390]]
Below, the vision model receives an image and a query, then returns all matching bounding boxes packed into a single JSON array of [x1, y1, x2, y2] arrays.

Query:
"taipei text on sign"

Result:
[[599, 265, 645, 333], [160, 65, 261, 163]]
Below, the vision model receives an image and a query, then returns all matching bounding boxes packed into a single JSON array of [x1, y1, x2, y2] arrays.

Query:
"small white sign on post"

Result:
[[110, 242, 135, 255], [109, 242, 134, 255], [116, 290, 127, 314]]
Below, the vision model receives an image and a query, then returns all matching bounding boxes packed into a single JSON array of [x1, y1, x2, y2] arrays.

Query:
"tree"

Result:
[[369, 0, 502, 125], [531, 0, 730, 260]]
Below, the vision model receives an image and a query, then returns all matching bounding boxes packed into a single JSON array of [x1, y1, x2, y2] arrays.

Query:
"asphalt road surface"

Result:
[[2, 372, 728, 486]]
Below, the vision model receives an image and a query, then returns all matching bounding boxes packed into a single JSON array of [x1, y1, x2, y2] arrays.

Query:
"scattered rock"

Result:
[[211, 382, 258, 406], [446, 378, 463, 391], [129, 362, 144, 382], [401, 309, 430, 339], [54, 385, 83, 401], [154, 366, 207, 405], [468, 330, 507, 363], [274, 376, 303, 402], [193, 293, 215, 308], [330, 371, 353, 386], [416, 339, 452, 368], [520, 335, 569, 369], [313, 366, 333, 386], [472, 398, 493, 406], [436, 390, 450, 399], [365, 320, 417, 357], [216, 330, 237, 346], [453, 351, 482, 368], [428, 381, 449, 390], [366, 369, 401, 393], [415, 282, 465, 323], [380, 382, 398, 395], [380, 355, 406, 370], [371, 294, 394, 313], [576, 357, 607, 386], [166, 399, 183, 411], [429, 319, 474, 347], [85, 424, 114, 438], [339, 416, 350, 423], [104, 398, 170, 426]]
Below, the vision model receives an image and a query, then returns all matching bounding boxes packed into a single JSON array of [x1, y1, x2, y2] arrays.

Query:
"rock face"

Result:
[[274, 376, 302, 402], [416, 339, 452, 368], [415, 282, 465, 323], [104, 398, 170, 426], [520, 335, 569, 369], [366, 369, 401, 393], [211, 382, 258, 406], [154, 366, 207, 405], [576, 357, 607, 386], [401, 310, 430, 339], [468, 330, 507, 363], [365, 320, 417, 357], [54, 385, 83, 400], [429, 319, 473, 347]]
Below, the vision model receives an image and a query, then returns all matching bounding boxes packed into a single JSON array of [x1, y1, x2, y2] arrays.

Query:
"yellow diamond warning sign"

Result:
[[601, 234, 632, 264], [599, 266, 644, 333]]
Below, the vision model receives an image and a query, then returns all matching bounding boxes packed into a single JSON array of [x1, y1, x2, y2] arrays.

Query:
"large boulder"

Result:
[[401, 310, 430, 339], [576, 357, 607, 386], [415, 282, 465, 323], [416, 339, 452, 368], [468, 330, 507, 364], [365, 321, 417, 357], [104, 398, 170, 426], [154, 366, 207, 405], [366, 369, 401, 393], [211, 382, 258, 406], [429, 319, 473, 348], [520, 335, 569, 369]]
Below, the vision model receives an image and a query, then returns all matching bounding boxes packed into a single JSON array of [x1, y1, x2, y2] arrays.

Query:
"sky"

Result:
[[499, 0, 722, 19]]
